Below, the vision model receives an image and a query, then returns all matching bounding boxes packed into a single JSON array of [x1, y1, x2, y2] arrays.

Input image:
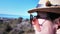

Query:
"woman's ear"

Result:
[[54, 17, 60, 24]]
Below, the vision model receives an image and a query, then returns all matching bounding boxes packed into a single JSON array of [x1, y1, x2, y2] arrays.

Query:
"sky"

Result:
[[0, 0, 39, 18]]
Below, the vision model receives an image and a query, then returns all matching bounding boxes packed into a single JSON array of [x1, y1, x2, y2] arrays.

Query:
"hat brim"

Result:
[[28, 6, 60, 14]]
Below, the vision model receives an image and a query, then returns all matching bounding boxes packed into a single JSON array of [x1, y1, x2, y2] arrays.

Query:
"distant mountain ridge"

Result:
[[0, 14, 30, 19], [0, 14, 20, 18]]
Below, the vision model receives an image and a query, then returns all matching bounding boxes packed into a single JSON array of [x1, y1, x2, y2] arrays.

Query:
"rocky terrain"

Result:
[[0, 17, 35, 34]]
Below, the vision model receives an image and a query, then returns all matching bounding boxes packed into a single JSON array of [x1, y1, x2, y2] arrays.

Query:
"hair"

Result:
[[36, 11, 60, 20], [47, 12, 60, 21], [35, 11, 60, 21]]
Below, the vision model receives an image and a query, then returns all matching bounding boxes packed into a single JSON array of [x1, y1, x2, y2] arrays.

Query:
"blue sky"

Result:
[[0, 0, 38, 18]]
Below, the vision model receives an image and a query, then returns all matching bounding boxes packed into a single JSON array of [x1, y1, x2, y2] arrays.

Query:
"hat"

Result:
[[28, 0, 60, 14]]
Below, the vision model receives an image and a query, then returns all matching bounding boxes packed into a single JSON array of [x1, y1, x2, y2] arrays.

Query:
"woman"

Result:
[[28, 0, 60, 34], [32, 12, 54, 34]]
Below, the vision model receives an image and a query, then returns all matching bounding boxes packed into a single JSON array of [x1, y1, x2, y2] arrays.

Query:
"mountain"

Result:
[[0, 14, 20, 18], [0, 14, 30, 19]]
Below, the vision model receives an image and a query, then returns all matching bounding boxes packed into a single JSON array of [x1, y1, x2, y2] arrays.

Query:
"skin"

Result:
[[54, 17, 60, 28]]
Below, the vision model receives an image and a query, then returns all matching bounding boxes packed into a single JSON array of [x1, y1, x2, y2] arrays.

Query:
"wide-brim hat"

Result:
[[28, 0, 60, 14], [28, 6, 60, 14]]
